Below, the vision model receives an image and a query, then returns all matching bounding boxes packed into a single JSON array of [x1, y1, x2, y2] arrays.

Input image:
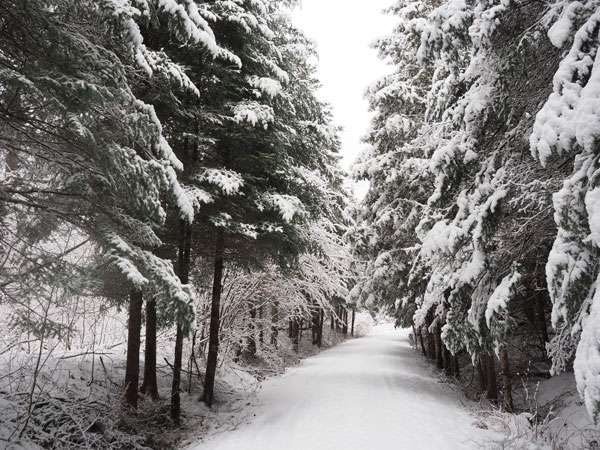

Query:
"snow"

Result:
[[190, 325, 493, 450], [263, 194, 305, 223], [233, 102, 275, 128], [574, 274, 600, 422], [196, 168, 245, 195], [247, 76, 283, 97], [485, 270, 521, 327], [547, 2, 582, 48]]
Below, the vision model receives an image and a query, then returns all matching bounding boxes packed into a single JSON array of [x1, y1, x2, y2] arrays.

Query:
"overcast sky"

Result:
[[292, 0, 395, 184]]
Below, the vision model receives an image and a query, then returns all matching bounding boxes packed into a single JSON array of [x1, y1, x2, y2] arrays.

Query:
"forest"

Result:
[[2, 0, 600, 449]]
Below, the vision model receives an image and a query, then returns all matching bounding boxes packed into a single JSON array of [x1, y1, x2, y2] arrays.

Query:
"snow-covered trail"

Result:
[[191, 324, 492, 450]]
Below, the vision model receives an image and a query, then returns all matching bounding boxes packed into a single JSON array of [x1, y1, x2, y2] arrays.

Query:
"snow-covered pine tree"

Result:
[[529, 0, 600, 422], [132, 0, 346, 409], [353, 0, 564, 406], [0, 0, 234, 409]]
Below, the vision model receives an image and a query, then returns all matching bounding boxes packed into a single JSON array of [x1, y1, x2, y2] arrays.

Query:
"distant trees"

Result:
[[350, 0, 600, 421]]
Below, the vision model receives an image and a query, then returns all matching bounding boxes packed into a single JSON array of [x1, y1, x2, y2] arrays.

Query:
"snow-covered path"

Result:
[[191, 325, 492, 450]]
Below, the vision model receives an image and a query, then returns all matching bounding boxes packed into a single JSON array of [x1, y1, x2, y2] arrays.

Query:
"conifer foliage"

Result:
[[0, 0, 351, 444], [351, 0, 600, 422]]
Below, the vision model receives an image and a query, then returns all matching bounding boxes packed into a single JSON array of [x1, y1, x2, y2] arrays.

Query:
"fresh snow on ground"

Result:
[[189, 324, 493, 450]]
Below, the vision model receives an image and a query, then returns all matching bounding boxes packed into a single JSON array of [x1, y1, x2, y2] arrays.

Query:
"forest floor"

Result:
[[187, 324, 499, 450]]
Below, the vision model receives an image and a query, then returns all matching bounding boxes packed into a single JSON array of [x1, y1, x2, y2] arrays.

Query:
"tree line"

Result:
[[349, 0, 600, 420], [0, 0, 354, 434]]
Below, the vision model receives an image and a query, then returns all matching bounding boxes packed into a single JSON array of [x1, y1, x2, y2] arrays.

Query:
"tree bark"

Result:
[[478, 356, 487, 394], [434, 327, 443, 369], [443, 346, 452, 376], [426, 330, 436, 360], [141, 298, 159, 400], [536, 295, 549, 358], [171, 323, 184, 423], [342, 308, 348, 336], [270, 303, 279, 347], [203, 229, 225, 407], [291, 318, 300, 352], [311, 303, 320, 346], [171, 220, 191, 423], [351, 307, 356, 337], [485, 353, 498, 402], [124, 289, 143, 408], [258, 305, 264, 347], [500, 347, 514, 412], [318, 309, 324, 347], [247, 303, 257, 356], [453, 354, 460, 379], [419, 328, 426, 356]]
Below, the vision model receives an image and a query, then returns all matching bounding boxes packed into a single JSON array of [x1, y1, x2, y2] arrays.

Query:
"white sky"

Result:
[[292, 0, 395, 196]]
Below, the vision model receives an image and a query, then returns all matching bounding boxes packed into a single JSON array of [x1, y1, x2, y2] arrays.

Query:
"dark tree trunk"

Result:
[[171, 220, 192, 423], [203, 229, 225, 407], [500, 347, 513, 412], [330, 314, 334, 330], [311, 304, 320, 346], [536, 295, 549, 357], [453, 354, 460, 379], [317, 309, 324, 347], [247, 303, 257, 356], [351, 307, 356, 337], [141, 298, 159, 400], [291, 318, 300, 352], [171, 323, 184, 423], [258, 305, 264, 347], [434, 327, 443, 369], [125, 289, 143, 408], [485, 353, 498, 402], [419, 328, 426, 356], [443, 346, 452, 376], [270, 303, 279, 347], [342, 308, 348, 336], [412, 325, 417, 349], [426, 330, 436, 360], [478, 356, 487, 394]]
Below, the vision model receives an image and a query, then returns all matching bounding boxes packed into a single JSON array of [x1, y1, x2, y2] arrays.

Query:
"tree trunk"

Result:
[[171, 323, 184, 423], [342, 308, 348, 336], [434, 327, 443, 369], [419, 328, 426, 356], [443, 346, 452, 376], [426, 330, 436, 360], [247, 303, 257, 356], [171, 220, 191, 423], [351, 307, 356, 337], [291, 318, 300, 352], [478, 356, 487, 394], [125, 289, 143, 408], [203, 229, 225, 407], [536, 295, 549, 358], [258, 305, 264, 347], [311, 303, 320, 346], [141, 298, 159, 400], [500, 347, 514, 412], [270, 303, 279, 347], [317, 309, 324, 347], [453, 354, 460, 379], [485, 353, 498, 402]]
